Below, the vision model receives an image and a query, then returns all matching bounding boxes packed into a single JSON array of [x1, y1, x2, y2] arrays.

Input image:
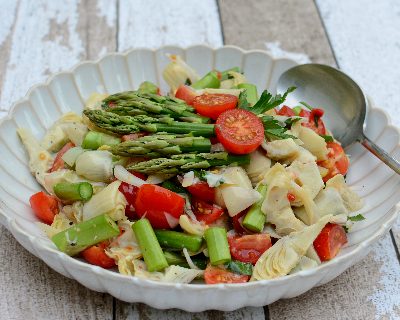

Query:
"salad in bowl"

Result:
[[18, 55, 364, 285]]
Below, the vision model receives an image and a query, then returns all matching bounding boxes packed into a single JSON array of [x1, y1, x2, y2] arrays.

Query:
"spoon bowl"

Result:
[[277, 63, 400, 174]]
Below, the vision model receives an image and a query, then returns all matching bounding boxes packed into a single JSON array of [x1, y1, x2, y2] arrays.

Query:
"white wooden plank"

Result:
[[0, 0, 117, 319], [0, 0, 19, 111], [0, 0, 117, 111], [117, 0, 223, 51]]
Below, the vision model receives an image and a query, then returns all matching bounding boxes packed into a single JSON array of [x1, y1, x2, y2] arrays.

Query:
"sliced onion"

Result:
[[181, 194, 198, 222], [183, 248, 200, 270], [164, 212, 179, 228], [114, 165, 147, 187]]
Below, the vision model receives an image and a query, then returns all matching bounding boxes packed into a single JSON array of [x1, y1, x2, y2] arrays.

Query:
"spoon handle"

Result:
[[360, 133, 400, 175]]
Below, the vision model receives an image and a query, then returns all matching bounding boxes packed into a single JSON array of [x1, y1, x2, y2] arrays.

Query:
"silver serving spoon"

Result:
[[277, 63, 400, 174]]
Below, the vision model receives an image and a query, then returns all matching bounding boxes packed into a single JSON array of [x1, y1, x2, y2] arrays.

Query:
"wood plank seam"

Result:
[[312, 0, 339, 67], [215, 0, 226, 45], [389, 231, 400, 265]]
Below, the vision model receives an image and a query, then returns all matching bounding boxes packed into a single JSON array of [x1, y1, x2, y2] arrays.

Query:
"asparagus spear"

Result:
[[110, 134, 211, 157], [102, 91, 209, 123], [242, 184, 267, 232], [154, 230, 203, 252], [132, 218, 168, 272], [51, 214, 119, 256], [82, 131, 121, 150], [204, 227, 231, 265], [53, 182, 93, 202], [83, 110, 215, 137], [127, 152, 250, 174], [163, 251, 207, 270]]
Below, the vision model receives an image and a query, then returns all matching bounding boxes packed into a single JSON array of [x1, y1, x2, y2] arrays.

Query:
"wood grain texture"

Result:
[[218, 0, 335, 65], [0, 227, 113, 320], [0, 0, 117, 319], [117, 0, 223, 51], [0, 0, 20, 110], [115, 303, 265, 320], [0, 0, 117, 110]]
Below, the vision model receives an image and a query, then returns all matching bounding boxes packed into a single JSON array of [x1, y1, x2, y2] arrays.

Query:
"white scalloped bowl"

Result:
[[0, 45, 399, 312]]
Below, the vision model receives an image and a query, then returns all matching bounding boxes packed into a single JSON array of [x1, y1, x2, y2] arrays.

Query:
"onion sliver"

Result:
[[164, 212, 179, 228], [183, 248, 200, 270], [114, 165, 147, 187]]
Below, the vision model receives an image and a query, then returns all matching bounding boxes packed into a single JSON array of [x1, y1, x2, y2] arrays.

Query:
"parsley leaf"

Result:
[[261, 116, 297, 140], [239, 87, 296, 115], [348, 214, 366, 222], [193, 170, 208, 181], [225, 260, 253, 276], [284, 117, 302, 127], [320, 134, 334, 142]]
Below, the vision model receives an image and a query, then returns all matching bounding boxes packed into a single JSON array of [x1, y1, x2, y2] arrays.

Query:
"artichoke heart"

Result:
[[75, 150, 114, 182], [251, 215, 333, 281], [82, 180, 127, 221]]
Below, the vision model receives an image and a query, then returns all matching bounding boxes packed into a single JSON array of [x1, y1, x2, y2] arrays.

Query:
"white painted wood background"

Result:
[[0, 0, 399, 319]]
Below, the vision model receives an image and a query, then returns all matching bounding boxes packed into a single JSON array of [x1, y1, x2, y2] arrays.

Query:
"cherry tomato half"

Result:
[[215, 109, 264, 154], [228, 234, 272, 265], [231, 210, 249, 234], [119, 182, 139, 219], [193, 94, 238, 120], [318, 142, 349, 182], [29, 191, 60, 225], [175, 85, 198, 105], [299, 108, 326, 135], [134, 184, 185, 229], [49, 142, 75, 172], [191, 198, 224, 224], [204, 265, 249, 284], [277, 105, 296, 117], [186, 181, 215, 203], [313, 223, 347, 261], [81, 241, 116, 269]]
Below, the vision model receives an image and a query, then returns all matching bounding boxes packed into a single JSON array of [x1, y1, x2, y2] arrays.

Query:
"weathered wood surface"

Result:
[[218, 0, 335, 65], [0, 0, 399, 319]]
